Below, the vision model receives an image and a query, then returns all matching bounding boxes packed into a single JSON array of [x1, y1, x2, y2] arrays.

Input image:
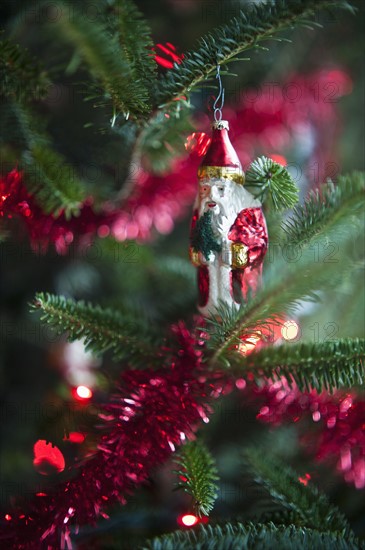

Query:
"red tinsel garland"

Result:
[[1, 68, 352, 253], [0, 324, 229, 549], [0, 156, 202, 253], [0, 169, 112, 254], [1, 323, 364, 548], [250, 378, 365, 490], [0, 64, 360, 548]]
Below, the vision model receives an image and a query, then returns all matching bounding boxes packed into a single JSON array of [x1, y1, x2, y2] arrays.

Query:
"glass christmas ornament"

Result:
[[189, 119, 268, 317]]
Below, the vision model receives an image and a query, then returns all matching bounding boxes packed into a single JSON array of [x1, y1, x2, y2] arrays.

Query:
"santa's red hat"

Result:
[[198, 120, 245, 185]]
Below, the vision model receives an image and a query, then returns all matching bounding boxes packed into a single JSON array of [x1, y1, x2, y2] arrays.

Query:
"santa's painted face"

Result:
[[198, 179, 233, 217]]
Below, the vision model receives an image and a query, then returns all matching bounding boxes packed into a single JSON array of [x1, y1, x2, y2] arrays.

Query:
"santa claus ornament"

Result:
[[189, 66, 268, 317]]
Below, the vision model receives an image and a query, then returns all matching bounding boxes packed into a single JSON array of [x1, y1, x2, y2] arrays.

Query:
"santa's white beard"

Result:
[[210, 209, 226, 238]]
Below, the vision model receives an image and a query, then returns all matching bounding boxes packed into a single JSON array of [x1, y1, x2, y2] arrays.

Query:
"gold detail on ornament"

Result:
[[189, 247, 201, 267], [198, 166, 245, 185], [231, 243, 248, 269], [211, 120, 229, 130]]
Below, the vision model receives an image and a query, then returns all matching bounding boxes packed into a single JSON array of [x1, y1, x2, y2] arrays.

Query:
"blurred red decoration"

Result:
[[0, 169, 111, 254], [33, 440, 65, 475], [252, 379, 365, 489], [185, 132, 212, 156], [154, 42, 184, 69], [268, 153, 287, 166], [235, 378, 247, 390], [110, 148, 203, 241], [63, 432, 86, 444], [298, 473, 311, 486]]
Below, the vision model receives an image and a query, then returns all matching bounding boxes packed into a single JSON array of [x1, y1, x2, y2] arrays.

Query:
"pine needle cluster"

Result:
[[174, 440, 219, 517]]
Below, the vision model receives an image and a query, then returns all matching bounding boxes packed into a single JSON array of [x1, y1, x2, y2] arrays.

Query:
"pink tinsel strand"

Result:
[[0, 169, 114, 254], [1, 328, 364, 547], [250, 378, 365, 490], [0, 323, 229, 549]]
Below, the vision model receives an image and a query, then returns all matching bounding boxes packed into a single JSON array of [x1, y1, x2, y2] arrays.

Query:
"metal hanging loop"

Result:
[[213, 64, 225, 122]]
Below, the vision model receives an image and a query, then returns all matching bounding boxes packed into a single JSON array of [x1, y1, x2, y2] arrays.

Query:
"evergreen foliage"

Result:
[[228, 338, 365, 392], [1, 1, 363, 547], [105, 0, 157, 93], [204, 171, 364, 367], [245, 156, 299, 210], [191, 211, 222, 258], [282, 172, 365, 245], [174, 440, 219, 517], [138, 99, 193, 173], [242, 448, 353, 535], [31, 292, 160, 365], [50, 0, 153, 119], [0, 37, 50, 102], [12, 104, 85, 217], [154, 0, 353, 106], [141, 522, 362, 550]]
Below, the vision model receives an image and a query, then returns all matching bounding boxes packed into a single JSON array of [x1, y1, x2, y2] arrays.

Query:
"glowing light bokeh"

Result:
[[281, 320, 299, 341], [180, 514, 199, 527], [75, 385, 93, 400]]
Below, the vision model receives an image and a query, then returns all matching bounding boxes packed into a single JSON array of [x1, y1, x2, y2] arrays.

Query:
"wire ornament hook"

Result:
[[213, 64, 225, 122]]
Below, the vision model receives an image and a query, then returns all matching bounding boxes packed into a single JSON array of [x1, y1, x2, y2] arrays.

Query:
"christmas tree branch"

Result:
[[242, 448, 353, 536], [245, 156, 299, 210], [50, 0, 154, 119], [0, 37, 50, 102], [107, 0, 157, 93], [282, 172, 365, 245], [141, 522, 360, 550], [31, 292, 160, 365], [137, 99, 193, 173], [229, 338, 365, 393], [206, 256, 348, 367], [207, 235, 362, 366], [11, 104, 85, 218], [153, 0, 354, 106], [206, 218, 362, 366], [174, 440, 219, 517]]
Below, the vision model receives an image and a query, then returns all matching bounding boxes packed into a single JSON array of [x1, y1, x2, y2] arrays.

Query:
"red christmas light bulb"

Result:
[[73, 385, 93, 401], [179, 513, 199, 527]]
